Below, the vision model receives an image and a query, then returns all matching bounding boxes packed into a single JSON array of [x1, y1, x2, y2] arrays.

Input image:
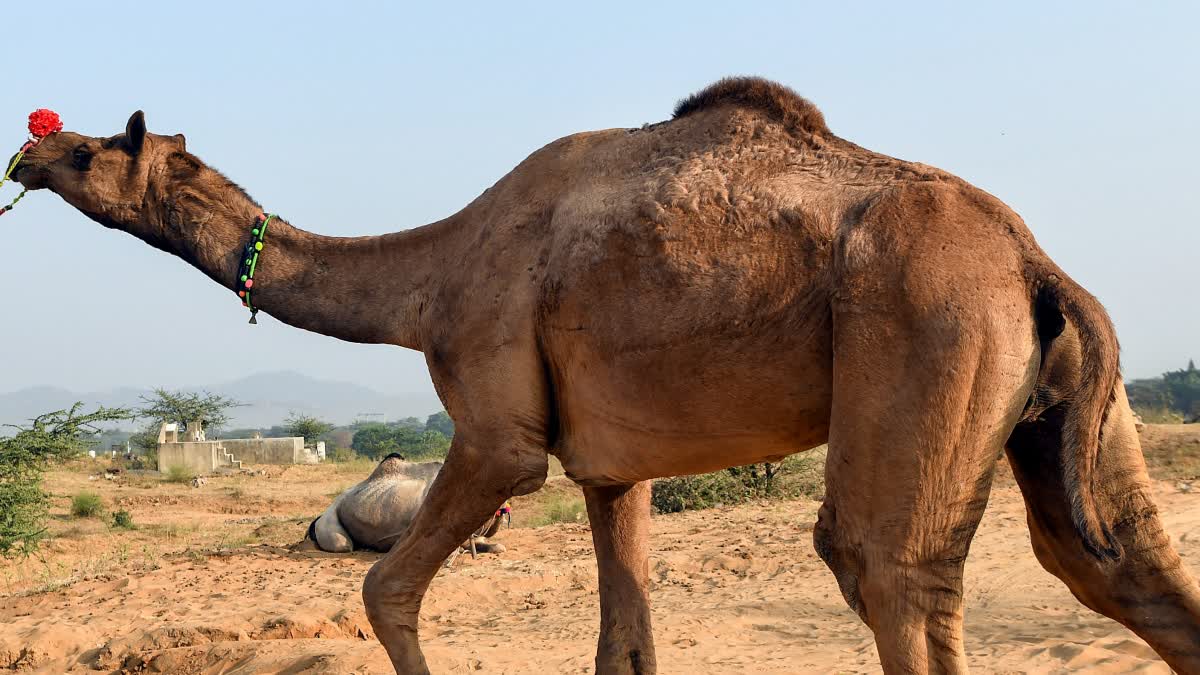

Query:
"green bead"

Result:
[[255, 242, 263, 251], [241, 275, 248, 282], [245, 258, 251, 265], [252, 229, 259, 236]]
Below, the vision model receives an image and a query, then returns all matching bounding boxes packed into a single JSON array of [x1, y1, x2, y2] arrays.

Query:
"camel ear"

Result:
[[172, 133, 186, 150], [125, 110, 146, 155]]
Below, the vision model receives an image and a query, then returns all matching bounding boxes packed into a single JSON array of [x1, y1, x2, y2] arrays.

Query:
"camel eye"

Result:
[[71, 147, 93, 171]]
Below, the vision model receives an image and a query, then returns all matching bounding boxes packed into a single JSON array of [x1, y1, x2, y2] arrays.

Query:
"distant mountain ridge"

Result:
[[0, 371, 442, 429]]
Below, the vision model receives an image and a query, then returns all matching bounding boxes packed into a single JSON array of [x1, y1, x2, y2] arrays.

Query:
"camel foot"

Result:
[[596, 646, 655, 675]]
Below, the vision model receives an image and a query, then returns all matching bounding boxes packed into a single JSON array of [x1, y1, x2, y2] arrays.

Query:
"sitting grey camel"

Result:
[[306, 453, 505, 554]]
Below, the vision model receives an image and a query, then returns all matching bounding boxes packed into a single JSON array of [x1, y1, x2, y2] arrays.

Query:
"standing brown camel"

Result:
[[9, 77, 1199, 674]]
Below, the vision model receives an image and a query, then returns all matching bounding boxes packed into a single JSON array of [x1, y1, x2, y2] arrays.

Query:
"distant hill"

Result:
[[0, 371, 442, 429]]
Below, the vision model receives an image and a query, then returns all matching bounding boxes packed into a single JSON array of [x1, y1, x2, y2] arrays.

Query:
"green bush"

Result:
[[164, 465, 195, 483], [651, 450, 826, 514], [330, 446, 358, 463], [111, 509, 136, 530], [0, 405, 129, 558], [70, 491, 105, 518]]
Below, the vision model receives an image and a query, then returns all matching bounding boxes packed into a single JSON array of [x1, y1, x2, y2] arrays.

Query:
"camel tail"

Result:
[[1034, 264, 1123, 562]]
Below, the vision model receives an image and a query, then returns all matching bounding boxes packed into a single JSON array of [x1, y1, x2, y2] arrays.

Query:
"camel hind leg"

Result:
[[816, 235, 1038, 672], [1006, 384, 1200, 673], [816, 335, 1034, 672]]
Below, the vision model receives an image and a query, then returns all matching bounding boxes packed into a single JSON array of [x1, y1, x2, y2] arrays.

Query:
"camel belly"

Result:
[[547, 318, 833, 486]]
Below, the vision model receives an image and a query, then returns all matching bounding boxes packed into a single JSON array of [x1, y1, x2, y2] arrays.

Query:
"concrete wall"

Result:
[[221, 437, 307, 465], [157, 437, 317, 474], [158, 442, 223, 474]]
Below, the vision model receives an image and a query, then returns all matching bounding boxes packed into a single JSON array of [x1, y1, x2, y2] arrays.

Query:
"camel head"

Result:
[[9, 111, 188, 230]]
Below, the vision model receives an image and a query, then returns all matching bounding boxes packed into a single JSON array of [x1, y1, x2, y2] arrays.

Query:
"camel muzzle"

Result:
[[5, 154, 22, 181]]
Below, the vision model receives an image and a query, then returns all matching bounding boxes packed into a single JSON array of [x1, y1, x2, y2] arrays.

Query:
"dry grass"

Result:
[[333, 457, 377, 474], [1140, 424, 1200, 481], [522, 493, 588, 528], [164, 465, 195, 484]]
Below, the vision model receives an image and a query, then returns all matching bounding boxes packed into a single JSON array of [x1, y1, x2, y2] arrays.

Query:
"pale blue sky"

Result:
[[1, 1, 1196, 396]]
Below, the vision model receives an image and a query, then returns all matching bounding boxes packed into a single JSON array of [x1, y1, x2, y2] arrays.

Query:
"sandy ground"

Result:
[[3, 430, 1200, 674]]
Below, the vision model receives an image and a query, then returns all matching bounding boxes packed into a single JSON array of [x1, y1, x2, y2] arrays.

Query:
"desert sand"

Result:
[[3, 427, 1199, 674]]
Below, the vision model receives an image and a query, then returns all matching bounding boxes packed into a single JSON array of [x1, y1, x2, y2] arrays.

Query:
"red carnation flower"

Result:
[[28, 109, 63, 139]]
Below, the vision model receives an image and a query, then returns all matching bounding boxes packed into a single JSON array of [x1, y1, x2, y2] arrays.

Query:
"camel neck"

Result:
[[141, 167, 452, 352], [247, 217, 444, 350]]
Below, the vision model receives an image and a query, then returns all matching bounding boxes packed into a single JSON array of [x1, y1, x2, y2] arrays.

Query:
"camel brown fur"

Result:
[[10, 77, 1199, 674]]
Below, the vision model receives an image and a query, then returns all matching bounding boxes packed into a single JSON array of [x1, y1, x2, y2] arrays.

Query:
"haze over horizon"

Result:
[[1, 2, 1195, 397]]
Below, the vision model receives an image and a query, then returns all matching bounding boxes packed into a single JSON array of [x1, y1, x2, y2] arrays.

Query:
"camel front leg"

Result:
[[363, 432, 547, 674], [1007, 385, 1200, 673], [585, 481, 656, 675]]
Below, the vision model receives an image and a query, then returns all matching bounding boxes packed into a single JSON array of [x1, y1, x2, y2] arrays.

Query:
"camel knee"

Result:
[[451, 431, 548, 496], [362, 562, 425, 630], [813, 503, 866, 619], [510, 464, 546, 496]]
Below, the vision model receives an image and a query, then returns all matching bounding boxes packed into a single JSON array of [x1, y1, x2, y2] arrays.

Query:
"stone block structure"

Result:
[[155, 420, 320, 474]]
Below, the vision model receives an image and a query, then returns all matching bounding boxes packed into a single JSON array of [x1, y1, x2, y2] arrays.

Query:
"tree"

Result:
[[284, 412, 334, 442], [136, 388, 241, 434], [425, 411, 455, 438], [351, 423, 393, 458], [383, 426, 425, 457], [395, 416, 424, 429], [351, 424, 450, 460], [418, 430, 451, 458], [1126, 377, 1172, 415], [129, 425, 161, 454], [327, 428, 354, 452], [1, 405, 130, 558], [1163, 360, 1200, 419]]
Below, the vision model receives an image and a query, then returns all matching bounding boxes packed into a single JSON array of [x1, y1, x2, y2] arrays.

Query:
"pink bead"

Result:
[[244, 279, 254, 289]]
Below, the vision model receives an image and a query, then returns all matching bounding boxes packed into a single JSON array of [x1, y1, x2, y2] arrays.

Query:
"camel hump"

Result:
[[1034, 264, 1123, 562], [672, 76, 830, 136]]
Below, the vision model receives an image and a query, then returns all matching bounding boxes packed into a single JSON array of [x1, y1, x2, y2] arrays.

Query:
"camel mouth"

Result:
[[4, 158, 45, 190], [5, 155, 23, 182]]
